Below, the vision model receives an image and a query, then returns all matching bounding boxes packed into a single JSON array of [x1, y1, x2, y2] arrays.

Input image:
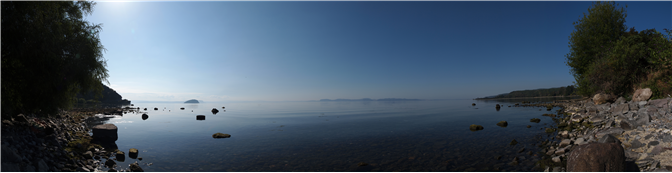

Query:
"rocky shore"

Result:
[[524, 89, 672, 172], [1, 107, 145, 172]]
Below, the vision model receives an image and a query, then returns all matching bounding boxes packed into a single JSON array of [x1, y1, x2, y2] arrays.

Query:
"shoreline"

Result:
[[524, 95, 672, 172], [474, 95, 584, 100], [1, 107, 142, 172]]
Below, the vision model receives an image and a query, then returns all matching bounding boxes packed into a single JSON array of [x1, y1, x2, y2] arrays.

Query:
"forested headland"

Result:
[[476, 86, 578, 100]]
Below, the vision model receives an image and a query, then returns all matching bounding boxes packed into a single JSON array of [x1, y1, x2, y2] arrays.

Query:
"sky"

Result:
[[85, 1, 672, 102]]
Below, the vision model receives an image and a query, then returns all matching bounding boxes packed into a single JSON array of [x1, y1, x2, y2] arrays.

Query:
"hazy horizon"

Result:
[[87, 1, 671, 102]]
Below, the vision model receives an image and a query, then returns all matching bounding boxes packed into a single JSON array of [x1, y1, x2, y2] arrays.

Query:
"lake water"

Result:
[[86, 99, 570, 172]]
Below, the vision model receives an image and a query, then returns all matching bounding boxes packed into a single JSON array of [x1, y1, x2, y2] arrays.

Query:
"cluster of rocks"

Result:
[[1, 110, 146, 172], [537, 88, 672, 172]]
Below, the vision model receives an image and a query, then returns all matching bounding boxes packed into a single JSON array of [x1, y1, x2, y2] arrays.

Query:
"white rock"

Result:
[[559, 139, 572, 147], [552, 156, 561, 163]]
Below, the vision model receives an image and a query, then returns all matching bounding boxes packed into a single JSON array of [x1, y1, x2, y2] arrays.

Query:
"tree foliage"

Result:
[[478, 86, 577, 99], [565, 1, 628, 96], [2, 1, 108, 116]]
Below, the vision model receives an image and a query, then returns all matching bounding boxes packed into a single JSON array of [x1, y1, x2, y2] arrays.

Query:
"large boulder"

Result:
[[566, 142, 625, 171], [593, 93, 615, 105], [632, 88, 653, 102], [212, 133, 231, 138], [92, 124, 118, 142], [129, 148, 139, 159], [496, 121, 508, 127], [613, 104, 630, 114], [648, 98, 670, 108]]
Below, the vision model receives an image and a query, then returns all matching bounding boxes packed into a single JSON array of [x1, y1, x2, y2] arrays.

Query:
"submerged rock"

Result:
[[530, 118, 541, 123], [469, 124, 484, 131], [130, 162, 144, 172], [510, 139, 518, 145], [496, 121, 508, 127], [212, 133, 231, 138], [129, 148, 138, 159]]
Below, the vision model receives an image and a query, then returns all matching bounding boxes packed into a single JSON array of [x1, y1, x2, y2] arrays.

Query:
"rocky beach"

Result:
[[525, 88, 672, 172], [1, 107, 145, 172]]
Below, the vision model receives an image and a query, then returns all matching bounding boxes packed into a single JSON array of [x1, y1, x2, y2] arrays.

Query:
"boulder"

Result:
[[116, 150, 125, 162], [559, 139, 572, 147], [130, 162, 144, 172], [180, 107, 185, 110], [472, 103, 476, 106], [141, 114, 148, 120], [2, 145, 22, 162], [196, 115, 205, 120], [632, 88, 652, 102], [648, 98, 670, 108], [154, 107, 158, 110], [598, 134, 620, 144], [129, 148, 138, 159], [586, 106, 598, 114], [613, 104, 630, 114], [495, 104, 501, 108], [92, 124, 118, 142], [615, 97, 627, 104], [635, 114, 650, 127], [566, 142, 625, 171], [588, 114, 605, 123], [211, 108, 219, 114], [530, 118, 541, 123], [496, 121, 508, 127], [469, 124, 484, 131], [510, 139, 518, 145], [143, 108, 147, 111], [593, 93, 615, 105], [83, 151, 93, 159], [105, 159, 116, 168], [595, 128, 624, 139], [212, 133, 231, 138]]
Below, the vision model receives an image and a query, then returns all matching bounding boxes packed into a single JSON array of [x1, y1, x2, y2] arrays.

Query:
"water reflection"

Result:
[[185, 103, 198, 110]]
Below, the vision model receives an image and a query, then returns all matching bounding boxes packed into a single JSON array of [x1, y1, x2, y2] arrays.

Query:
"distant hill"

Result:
[[320, 98, 419, 101], [185, 99, 199, 103], [476, 85, 578, 99], [76, 84, 131, 105]]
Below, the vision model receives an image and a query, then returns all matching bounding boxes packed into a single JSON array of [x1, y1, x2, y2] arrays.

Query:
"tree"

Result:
[[2, 1, 108, 117], [565, 1, 628, 96]]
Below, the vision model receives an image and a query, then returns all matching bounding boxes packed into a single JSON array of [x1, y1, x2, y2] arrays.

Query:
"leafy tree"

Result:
[[565, 1, 628, 96], [2, 1, 108, 117]]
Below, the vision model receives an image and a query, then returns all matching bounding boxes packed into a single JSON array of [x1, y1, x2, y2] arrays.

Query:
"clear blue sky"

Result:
[[85, 1, 671, 102]]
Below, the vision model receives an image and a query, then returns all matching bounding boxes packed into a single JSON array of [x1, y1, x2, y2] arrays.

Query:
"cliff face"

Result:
[[76, 84, 130, 105]]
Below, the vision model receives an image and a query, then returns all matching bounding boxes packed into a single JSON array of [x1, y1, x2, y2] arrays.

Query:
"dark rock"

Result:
[[566, 142, 625, 171], [632, 88, 652, 102], [472, 103, 476, 106], [130, 162, 144, 172], [196, 115, 205, 120], [1, 162, 21, 172], [635, 114, 650, 127], [138, 157, 142, 161], [129, 148, 138, 159], [36, 159, 49, 172], [615, 97, 627, 104], [586, 106, 598, 114], [469, 124, 484, 131], [595, 127, 624, 139], [180, 107, 185, 110], [83, 151, 93, 159], [527, 125, 532, 128], [76, 166, 90, 172], [518, 148, 525, 153], [649, 141, 659, 146], [212, 133, 231, 138], [141, 114, 148, 120], [645, 134, 653, 140], [496, 121, 508, 127], [211, 108, 219, 114], [613, 104, 630, 114], [496, 104, 501, 108], [92, 124, 118, 142], [660, 134, 672, 142], [495, 155, 502, 160], [545, 128, 555, 133], [143, 108, 147, 111], [510, 139, 518, 145], [116, 151, 125, 162], [598, 134, 620, 144], [624, 150, 639, 161], [630, 140, 644, 149], [105, 159, 116, 168], [530, 118, 541, 123], [154, 107, 158, 110], [2, 145, 22, 162], [620, 120, 636, 130]]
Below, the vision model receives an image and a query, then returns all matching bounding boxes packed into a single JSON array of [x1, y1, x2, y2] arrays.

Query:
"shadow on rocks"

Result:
[[624, 161, 641, 172]]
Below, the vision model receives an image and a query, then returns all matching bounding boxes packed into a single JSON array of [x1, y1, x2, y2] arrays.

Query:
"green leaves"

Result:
[[2, 1, 108, 116]]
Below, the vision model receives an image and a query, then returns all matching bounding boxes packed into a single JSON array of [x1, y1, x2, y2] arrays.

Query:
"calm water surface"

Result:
[[87, 99, 567, 172]]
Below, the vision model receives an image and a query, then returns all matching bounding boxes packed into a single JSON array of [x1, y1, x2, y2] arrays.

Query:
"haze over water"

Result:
[[88, 98, 575, 171]]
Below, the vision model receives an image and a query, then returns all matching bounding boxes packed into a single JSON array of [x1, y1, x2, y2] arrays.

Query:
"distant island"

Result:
[[475, 85, 579, 100], [184, 99, 199, 103], [320, 98, 420, 101]]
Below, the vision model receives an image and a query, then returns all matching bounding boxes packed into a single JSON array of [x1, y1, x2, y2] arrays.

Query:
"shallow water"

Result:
[[88, 99, 565, 171]]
